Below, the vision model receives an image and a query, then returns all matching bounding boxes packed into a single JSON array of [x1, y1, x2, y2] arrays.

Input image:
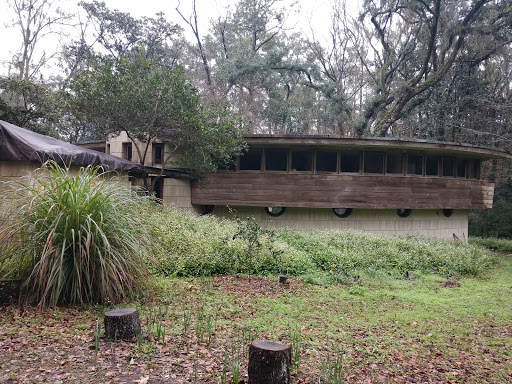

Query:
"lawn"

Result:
[[1, 255, 511, 383]]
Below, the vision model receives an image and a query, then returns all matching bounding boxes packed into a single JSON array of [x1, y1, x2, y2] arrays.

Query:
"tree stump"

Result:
[[248, 340, 291, 384], [104, 308, 141, 340]]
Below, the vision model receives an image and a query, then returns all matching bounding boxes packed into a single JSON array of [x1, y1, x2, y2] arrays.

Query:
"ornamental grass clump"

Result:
[[0, 162, 152, 307]]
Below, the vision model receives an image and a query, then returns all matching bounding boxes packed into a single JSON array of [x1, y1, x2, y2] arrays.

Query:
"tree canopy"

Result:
[[66, 50, 247, 174]]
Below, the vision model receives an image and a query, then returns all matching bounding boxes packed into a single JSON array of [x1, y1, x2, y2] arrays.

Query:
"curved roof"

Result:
[[0, 120, 143, 172], [245, 134, 512, 159]]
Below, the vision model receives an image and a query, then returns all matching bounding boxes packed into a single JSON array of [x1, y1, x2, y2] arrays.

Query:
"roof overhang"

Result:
[[243, 134, 512, 160]]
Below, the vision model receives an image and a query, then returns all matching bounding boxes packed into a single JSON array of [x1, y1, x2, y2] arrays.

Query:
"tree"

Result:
[[65, 50, 247, 191], [76, 1, 184, 65], [0, 76, 60, 136], [359, 0, 512, 136], [7, 0, 72, 80]]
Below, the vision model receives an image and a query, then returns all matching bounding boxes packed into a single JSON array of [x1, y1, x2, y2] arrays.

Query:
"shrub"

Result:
[[469, 237, 512, 252], [149, 208, 495, 279], [0, 162, 152, 306]]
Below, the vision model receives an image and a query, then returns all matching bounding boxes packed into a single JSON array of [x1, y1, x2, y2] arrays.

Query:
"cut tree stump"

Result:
[[104, 308, 141, 340], [248, 340, 291, 384]]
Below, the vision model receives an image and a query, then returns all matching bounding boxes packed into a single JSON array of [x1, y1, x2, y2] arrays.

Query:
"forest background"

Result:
[[1, 0, 511, 237]]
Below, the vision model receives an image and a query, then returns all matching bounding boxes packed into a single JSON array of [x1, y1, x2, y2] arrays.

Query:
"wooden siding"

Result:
[[192, 173, 494, 209]]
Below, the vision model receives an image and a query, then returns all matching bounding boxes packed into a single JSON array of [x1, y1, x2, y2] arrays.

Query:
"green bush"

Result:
[[277, 231, 496, 276], [149, 207, 314, 276], [150, 208, 495, 278], [469, 237, 512, 252], [0, 162, 153, 306]]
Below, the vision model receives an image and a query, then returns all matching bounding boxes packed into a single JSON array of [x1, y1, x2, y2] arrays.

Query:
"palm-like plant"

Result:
[[0, 161, 152, 306]]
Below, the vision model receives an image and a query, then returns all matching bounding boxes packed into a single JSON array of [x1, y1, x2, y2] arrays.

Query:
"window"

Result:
[[291, 150, 313, 171], [106, 144, 111, 155], [123, 142, 132, 161], [442, 157, 455, 177], [396, 209, 411, 218], [333, 208, 352, 218], [468, 159, 480, 179], [316, 151, 337, 173], [426, 156, 440, 176], [153, 143, 164, 165], [364, 151, 384, 174], [265, 148, 288, 171], [456, 159, 466, 178], [442, 209, 453, 217], [387, 153, 403, 174], [340, 151, 360, 173], [265, 207, 286, 217], [240, 148, 262, 170], [407, 155, 423, 175]]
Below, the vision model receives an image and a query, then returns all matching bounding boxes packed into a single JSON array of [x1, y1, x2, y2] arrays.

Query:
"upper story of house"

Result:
[[191, 135, 512, 210]]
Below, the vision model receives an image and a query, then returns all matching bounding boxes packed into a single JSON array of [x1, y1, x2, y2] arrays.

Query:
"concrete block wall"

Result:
[[208, 206, 469, 241], [162, 178, 198, 213]]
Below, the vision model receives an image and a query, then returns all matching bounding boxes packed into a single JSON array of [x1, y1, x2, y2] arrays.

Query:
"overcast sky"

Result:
[[0, 0, 361, 77]]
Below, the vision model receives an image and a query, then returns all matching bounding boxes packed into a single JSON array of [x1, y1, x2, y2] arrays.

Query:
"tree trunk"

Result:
[[104, 308, 141, 340], [248, 340, 291, 384]]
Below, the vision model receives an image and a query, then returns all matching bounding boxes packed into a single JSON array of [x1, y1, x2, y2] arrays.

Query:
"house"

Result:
[[0, 120, 144, 200], [107, 132, 511, 241]]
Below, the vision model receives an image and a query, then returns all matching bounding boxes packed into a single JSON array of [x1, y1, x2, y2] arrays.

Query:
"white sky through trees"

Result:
[[0, 0, 361, 78]]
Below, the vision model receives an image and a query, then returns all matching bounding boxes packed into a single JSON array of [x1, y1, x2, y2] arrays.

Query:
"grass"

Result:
[[1, 255, 511, 383], [1, 168, 510, 382], [0, 162, 153, 306]]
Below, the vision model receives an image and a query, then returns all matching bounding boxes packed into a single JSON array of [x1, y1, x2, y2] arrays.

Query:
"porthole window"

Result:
[[442, 209, 453, 217], [396, 209, 411, 218], [202, 205, 214, 215], [333, 208, 352, 218], [264, 207, 286, 217]]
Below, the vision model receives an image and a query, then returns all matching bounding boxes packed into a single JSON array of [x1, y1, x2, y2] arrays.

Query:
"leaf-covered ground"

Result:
[[1, 256, 511, 384]]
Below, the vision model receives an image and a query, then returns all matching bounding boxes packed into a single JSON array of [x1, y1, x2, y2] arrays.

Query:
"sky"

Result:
[[0, 0, 361, 78]]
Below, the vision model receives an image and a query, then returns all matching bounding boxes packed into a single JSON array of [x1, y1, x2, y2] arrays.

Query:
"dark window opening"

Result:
[[407, 155, 423, 175], [333, 208, 352, 218], [265, 207, 286, 217], [426, 156, 440, 176], [153, 143, 163, 164], [442, 157, 455, 177], [106, 144, 111, 155], [316, 151, 338, 173], [152, 177, 163, 200], [265, 148, 288, 171], [123, 142, 132, 162], [396, 209, 411, 218], [456, 159, 466, 178], [340, 151, 360, 173], [364, 151, 384, 174], [442, 209, 453, 217], [291, 150, 313, 171], [240, 148, 262, 170], [468, 159, 480, 179], [387, 153, 403, 174]]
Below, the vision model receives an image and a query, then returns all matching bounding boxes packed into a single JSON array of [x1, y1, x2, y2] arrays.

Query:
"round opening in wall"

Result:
[[333, 208, 352, 218], [442, 209, 453, 217], [396, 208, 411, 218], [202, 205, 215, 215], [264, 207, 286, 217]]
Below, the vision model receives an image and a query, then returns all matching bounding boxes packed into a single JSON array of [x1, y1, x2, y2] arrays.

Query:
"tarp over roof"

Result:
[[0, 120, 143, 172]]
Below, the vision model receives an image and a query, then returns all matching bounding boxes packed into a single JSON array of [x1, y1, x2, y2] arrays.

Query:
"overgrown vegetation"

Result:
[[150, 207, 496, 279], [0, 162, 153, 306], [469, 237, 512, 252]]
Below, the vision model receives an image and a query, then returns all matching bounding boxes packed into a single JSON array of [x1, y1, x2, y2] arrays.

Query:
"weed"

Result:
[[316, 342, 344, 384]]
